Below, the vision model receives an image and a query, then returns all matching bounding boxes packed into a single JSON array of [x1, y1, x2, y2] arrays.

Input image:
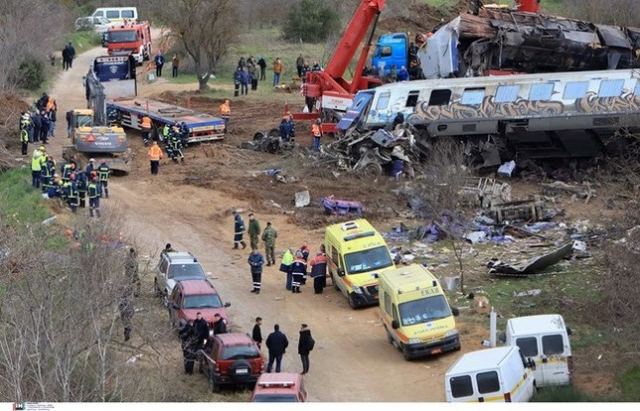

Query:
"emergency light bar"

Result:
[[343, 231, 375, 242], [258, 382, 294, 388], [341, 221, 359, 231]]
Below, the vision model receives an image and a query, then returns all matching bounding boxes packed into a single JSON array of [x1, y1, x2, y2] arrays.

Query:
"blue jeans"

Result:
[[267, 353, 283, 373], [312, 137, 321, 151], [273, 73, 281, 87]]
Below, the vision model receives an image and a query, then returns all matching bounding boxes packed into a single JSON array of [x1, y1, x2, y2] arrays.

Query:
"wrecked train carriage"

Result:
[[349, 68, 640, 163], [420, 7, 640, 79]]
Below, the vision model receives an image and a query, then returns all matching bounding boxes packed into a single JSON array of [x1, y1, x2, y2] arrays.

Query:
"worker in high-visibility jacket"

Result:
[[30, 146, 46, 188], [88, 177, 101, 218], [147, 141, 163, 175], [311, 119, 322, 152], [41, 156, 55, 194], [219, 99, 231, 133], [20, 128, 29, 155], [161, 124, 171, 142], [141, 115, 152, 145]]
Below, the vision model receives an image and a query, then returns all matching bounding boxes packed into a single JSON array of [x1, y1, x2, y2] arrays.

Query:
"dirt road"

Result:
[[48, 46, 485, 402]]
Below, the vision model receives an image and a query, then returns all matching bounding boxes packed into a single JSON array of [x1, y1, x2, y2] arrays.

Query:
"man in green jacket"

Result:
[[248, 213, 261, 250], [261, 222, 278, 266]]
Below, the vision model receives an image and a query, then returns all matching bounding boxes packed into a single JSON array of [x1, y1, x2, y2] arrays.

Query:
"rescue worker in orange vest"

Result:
[[219, 99, 231, 133], [309, 245, 328, 294], [147, 141, 163, 175], [311, 119, 322, 152], [141, 115, 152, 145]]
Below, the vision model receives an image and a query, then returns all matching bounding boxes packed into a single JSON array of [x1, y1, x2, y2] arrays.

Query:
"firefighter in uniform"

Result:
[[68, 173, 79, 213], [97, 161, 110, 198], [40, 156, 55, 193], [61, 160, 76, 183], [290, 251, 307, 294], [77, 171, 88, 208], [88, 178, 101, 218], [248, 249, 265, 294]]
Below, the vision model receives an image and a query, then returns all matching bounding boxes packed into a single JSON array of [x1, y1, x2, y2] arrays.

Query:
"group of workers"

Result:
[[19, 93, 58, 151], [30, 145, 110, 217], [179, 311, 228, 374], [233, 211, 327, 295]]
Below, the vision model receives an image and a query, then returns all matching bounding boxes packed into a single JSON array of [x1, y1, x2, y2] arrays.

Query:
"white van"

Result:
[[445, 346, 536, 402], [92, 7, 138, 24], [505, 314, 572, 387]]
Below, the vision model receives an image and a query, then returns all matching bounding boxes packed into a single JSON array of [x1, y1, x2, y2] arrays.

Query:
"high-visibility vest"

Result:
[[141, 116, 152, 129], [88, 183, 99, 199], [31, 152, 43, 171], [148, 145, 163, 161], [219, 103, 231, 116], [97, 165, 110, 182], [312, 124, 321, 137], [162, 125, 170, 137], [20, 129, 28, 143]]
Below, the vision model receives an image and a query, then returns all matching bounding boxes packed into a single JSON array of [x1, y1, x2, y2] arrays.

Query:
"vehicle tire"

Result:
[[402, 345, 413, 361], [209, 374, 220, 393], [348, 294, 358, 309], [154, 279, 161, 297], [358, 162, 383, 178]]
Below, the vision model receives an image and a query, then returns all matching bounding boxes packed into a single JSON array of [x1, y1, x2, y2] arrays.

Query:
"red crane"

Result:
[[294, 0, 386, 132], [515, 0, 541, 13]]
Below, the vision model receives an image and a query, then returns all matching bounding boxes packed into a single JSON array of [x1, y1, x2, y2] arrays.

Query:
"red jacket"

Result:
[[309, 253, 327, 278]]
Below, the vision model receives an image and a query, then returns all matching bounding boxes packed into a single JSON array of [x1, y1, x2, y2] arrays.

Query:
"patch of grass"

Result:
[[61, 31, 102, 55], [0, 167, 50, 225], [619, 367, 640, 401], [532, 385, 596, 402]]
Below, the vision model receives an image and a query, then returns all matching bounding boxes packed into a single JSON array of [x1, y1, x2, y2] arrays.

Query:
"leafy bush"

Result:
[[283, 0, 340, 43], [531, 386, 595, 402], [12, 57, 45, 91]]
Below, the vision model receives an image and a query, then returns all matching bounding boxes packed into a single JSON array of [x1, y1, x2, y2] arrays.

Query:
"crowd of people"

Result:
[[28, 144, 110, 218], [233, 55, 266, 96], [19, 93, 58, 151], [233, 211, 328, 296]]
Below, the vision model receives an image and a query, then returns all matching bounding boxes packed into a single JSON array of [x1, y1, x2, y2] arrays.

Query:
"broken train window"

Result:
[[529, 83, 555, 101], [495, 85, 520, 103], [461, 88, 485, 106], [563, 81, 589, 100], [405, 91, 420, 108], [375, 92, 391, 110], [428, 89, 452, 106], [598, 79, 624, 98]]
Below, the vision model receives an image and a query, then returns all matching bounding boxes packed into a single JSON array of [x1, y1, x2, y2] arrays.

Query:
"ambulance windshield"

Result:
[[344, 246, 393, 275], [399, 295, 451, 326]]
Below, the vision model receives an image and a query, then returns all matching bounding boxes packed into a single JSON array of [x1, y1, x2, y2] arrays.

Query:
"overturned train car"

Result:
[[344, 68, 640, 161]]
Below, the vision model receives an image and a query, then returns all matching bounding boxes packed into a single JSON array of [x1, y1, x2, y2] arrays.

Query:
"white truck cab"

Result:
[[445, 346, 536, 402], [505, 314, 572, 387]]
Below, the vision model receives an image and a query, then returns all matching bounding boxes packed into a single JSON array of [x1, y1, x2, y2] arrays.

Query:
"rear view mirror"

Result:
[[566, 327, 573, 336], [224, 302, 231, 308], [527, 358, 536, 370], [337, 268, 345, 277], [391, 320, 400, 330], [451, 307, 460, 317]]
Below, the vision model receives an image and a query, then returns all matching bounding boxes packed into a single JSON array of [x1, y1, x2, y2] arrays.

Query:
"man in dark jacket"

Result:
[[309, 248, 328, 294], [154, 52, 165, 77], [31, 111, 41, 143], [193, 312, 210, 348], [252, 317, 263, 349], [290, 251, 307, 294], [298, 324, 314, 374], [179, 320, 198, 374], [257, 57, 267, 81], [213, 313, 227, 334], [265, 324, 289, 373], [248, 249, 265, 294], [233, 211, 247, 249]]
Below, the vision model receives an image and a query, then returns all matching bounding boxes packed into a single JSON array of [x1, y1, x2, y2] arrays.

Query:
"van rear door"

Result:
[[540, 333, 570, 385]]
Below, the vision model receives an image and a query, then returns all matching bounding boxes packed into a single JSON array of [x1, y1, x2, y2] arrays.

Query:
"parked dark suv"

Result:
[[199, 333, 264, 392]]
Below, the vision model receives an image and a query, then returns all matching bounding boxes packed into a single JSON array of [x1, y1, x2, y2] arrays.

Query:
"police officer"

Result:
[[248, 249, 265, 294], [20, 126, 29, 156], [232, 210, 247, 249], [97, 161, 110, 198], [88, 177, 101, 218]]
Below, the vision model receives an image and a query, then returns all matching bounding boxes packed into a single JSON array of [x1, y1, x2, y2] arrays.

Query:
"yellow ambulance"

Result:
[[378, 264, 460, 360], [324, 219, 394, 308]]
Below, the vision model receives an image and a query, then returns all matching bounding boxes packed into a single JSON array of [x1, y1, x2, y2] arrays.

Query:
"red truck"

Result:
[[106, 21, 151, 65]]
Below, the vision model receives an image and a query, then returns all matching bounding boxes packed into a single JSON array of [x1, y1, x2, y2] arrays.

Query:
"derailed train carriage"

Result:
[[342, 68, 640, 164]]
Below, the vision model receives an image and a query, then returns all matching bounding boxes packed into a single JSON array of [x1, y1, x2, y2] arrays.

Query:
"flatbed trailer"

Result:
[[107, 98, 225, 143]]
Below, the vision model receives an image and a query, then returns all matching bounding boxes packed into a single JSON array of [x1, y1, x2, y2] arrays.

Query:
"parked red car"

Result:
[[167, 279, 230, 330], [251, 373, 308, 402], [199, 333, 264, 392]]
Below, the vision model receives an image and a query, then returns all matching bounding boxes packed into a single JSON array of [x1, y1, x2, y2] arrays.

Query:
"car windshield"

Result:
[[344, 246, 393, 275], [221, 345, 260, 360], [108, 30, 137, 43], [253, 395, 298, 402], [167, 263, 205, 279], [399, 295, 452, 326], [183, 294, 222, 309]]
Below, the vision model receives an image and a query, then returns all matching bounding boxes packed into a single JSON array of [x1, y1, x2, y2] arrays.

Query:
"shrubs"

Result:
[[283, 0, 340, 43], [11, 57, 45, 91]]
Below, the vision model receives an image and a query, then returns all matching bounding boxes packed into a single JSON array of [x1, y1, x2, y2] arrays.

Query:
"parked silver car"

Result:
[[74, 16, 113, 33], [154, 251, 207, 304]]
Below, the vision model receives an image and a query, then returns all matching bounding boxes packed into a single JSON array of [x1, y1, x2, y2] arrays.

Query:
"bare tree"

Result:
[[149, 0, 239, 91], [564, 0, 640, 26]]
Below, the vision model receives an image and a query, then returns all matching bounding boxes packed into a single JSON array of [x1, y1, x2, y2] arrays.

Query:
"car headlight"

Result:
[[444, 329, 459, 338], [408, 338, 423, 345], [352, 286, 363, 294]]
